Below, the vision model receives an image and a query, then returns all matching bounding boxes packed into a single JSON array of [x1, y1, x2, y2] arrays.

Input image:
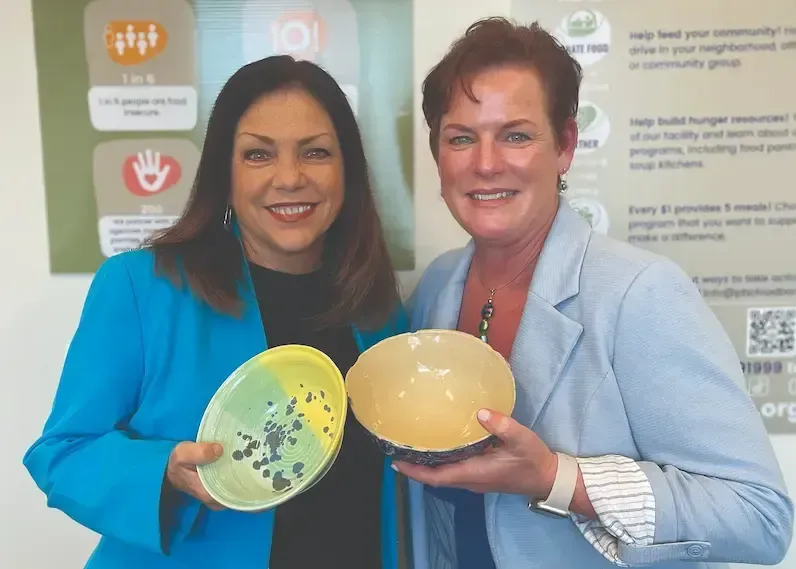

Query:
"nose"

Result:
[[474, 138, 503, 178], [272, 156, 304, 191]]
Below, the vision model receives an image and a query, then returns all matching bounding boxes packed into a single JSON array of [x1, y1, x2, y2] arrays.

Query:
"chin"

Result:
[[273, 237, 323, 256], [454, 209, 512, 242], [471, 229, 513, 243], [460, 220, 513, 243]]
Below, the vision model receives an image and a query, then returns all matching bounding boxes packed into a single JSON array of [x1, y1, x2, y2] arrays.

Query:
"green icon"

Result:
[[566, 10, 599, 37], [573, 204, 594, 226], [577, 105, 598, 131]]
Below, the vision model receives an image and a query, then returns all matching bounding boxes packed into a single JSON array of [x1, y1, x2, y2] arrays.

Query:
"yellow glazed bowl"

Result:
[[196, 345, 346, 511], [346, 330, 516, 465]]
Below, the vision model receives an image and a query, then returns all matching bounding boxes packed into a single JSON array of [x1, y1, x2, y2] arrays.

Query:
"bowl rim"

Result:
[[196, 344, 347, 512], [346, 329, 516, 454]]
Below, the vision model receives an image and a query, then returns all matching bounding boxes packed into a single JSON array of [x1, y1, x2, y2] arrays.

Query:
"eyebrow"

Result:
[[442, 119, 536, 132], [237, 132, 331, 145]]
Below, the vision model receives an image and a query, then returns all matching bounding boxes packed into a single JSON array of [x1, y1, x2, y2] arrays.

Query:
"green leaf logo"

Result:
[[577, 105, 598, 132], [573, 204, 594, 225], [566, 10, 599, 37]]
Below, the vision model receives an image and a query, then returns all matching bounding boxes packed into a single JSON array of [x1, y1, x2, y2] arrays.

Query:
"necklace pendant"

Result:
[[479, 298, 494, 343], [481, 299, 494, 320], [478, 317, 489, 341]]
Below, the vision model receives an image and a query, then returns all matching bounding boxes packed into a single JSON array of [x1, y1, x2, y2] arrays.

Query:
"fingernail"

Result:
[[477, 409, 491, 422], [390, 463, 400, 472], [213, 444, 223, 456]]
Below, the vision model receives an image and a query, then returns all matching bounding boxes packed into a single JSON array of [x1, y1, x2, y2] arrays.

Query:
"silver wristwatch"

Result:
[[528, 452, 578, 518]]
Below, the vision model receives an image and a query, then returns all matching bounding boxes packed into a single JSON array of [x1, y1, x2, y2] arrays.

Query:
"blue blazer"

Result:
[[23, 247, 409, 569], [405, 200, 793, 568]]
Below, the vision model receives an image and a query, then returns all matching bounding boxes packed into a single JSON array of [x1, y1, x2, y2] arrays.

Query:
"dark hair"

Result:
[[422, 17, 582, 159], [148, 55, 400, 330]]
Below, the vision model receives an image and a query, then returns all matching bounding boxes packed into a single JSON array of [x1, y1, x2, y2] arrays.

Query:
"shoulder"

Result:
[[425, 245, 470, 276], [91, 248, 164, 293], [583, 232, 667, 282], [579, 232, 709, 345], [92, 248, 155, 280], [580, 231, 693, 301], [412, 246, 470, 299], [86, 250, 148, 293], [86, 248, 188, 311], [405, 245, 470, 328], [565, 232, 706, 351]]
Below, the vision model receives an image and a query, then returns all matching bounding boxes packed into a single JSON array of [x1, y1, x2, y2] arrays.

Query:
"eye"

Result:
[[448, 135, 474, 146], [244, 149, 269, 162], [505, 132, 531, 143], [305, 148, 331, 159]]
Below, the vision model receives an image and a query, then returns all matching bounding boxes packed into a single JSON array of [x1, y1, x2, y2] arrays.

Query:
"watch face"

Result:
[[528, 501, 570, 519]]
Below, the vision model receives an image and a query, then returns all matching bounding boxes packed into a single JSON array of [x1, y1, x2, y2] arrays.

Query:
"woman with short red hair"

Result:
[[398, 17, 793, 569]]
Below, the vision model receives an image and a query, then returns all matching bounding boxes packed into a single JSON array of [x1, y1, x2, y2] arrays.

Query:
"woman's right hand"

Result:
[[166, 441, 224, 510]]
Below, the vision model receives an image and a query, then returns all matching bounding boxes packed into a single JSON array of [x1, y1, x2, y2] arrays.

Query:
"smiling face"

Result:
[[437, 65, 577, 246], [231, 87, 344, 272]]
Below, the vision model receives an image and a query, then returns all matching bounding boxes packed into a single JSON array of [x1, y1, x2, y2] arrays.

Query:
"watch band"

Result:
[[528, 452, 578, 517]]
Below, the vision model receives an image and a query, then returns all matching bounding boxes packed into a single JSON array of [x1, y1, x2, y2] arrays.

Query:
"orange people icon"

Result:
[[271, 11, 327, 61], [103, 21, 168, 66]]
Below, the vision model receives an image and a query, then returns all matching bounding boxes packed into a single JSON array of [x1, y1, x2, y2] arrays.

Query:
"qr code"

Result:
[[747, 307, 796, 357]]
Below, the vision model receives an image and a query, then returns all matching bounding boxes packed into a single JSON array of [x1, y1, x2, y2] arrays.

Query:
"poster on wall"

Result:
[[32, 0, 415, 273], [511, 0, 796, 432]]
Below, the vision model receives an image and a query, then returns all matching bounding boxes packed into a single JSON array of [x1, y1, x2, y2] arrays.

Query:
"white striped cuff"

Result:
[[570, 455, 656, 567]]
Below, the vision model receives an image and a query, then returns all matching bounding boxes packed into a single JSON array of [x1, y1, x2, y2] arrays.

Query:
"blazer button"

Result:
[[686, 545, 704, 558]]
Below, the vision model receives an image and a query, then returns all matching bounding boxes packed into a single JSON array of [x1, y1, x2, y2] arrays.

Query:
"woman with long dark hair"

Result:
[[24, 55, 408, 569]]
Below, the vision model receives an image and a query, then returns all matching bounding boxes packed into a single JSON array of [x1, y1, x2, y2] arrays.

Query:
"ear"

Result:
[[556, 117, 578, 174]]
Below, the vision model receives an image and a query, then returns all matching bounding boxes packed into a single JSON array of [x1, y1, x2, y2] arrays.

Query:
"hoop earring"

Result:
[[558, 170, 569, 195], [223, 205, 233, 231]]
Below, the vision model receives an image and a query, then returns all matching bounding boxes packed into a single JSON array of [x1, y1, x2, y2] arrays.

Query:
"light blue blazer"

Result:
[[406, 200, 793, 568], [23, 248, 409, 569]]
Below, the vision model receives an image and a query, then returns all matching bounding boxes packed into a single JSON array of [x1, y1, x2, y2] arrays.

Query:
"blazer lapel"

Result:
[[428, 242, 474, 330], [509, 200, 591, 429]]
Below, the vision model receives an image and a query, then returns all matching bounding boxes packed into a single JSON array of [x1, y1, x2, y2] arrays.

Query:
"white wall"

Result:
[[2, 0, 794, 568], [0, 1, 103, 567]]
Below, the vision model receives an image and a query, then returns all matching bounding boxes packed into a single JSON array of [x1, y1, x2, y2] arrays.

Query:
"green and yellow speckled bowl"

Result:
[[196, 345, 346, 512]]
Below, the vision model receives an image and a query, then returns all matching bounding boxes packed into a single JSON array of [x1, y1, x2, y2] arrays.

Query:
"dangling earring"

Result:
[[223, 205, 232, 231], [558, 170, 569, 195]]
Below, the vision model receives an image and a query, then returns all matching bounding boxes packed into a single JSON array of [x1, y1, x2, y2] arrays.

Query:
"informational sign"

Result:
[[241, 0, 360, 114], [511, 0, 796, 432], [32, 0, 414, 273], [93, 140, 198, 257], [84, 0, 198, 132]]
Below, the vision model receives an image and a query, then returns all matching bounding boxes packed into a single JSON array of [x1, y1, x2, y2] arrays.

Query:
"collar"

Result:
[[440, 198, 592, 309]]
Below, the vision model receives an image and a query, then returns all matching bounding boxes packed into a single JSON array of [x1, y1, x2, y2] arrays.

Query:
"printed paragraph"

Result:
[[628, 113, 796, 171], [628, 25, 796, 71]]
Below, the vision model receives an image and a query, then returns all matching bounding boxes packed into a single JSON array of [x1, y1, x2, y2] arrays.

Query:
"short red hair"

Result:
[[422, 17, 582, 159]]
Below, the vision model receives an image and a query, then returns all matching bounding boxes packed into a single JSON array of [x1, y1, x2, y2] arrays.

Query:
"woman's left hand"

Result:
[[393, 409, 558, 498]]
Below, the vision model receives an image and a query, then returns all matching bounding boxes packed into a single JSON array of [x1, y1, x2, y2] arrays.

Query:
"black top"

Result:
[[248, 262, 384, 569]]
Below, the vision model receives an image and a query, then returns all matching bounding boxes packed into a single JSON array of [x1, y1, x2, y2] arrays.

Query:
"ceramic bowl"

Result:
[[196, 345, 346, 511], [346, 329, 516, 466]]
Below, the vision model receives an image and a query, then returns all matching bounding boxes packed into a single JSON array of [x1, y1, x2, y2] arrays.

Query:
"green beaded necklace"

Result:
[[475, 259, 536, 344]]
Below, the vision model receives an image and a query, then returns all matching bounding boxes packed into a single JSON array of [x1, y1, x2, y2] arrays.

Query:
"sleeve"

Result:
[[570, 455, 656, 567], [22, 255, 201, 555], [608, 259, 794, 565]]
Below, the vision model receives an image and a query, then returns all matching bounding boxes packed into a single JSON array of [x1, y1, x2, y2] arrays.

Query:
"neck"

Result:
[[472, 204, 558, 290], [241, 234, 323, 275]]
